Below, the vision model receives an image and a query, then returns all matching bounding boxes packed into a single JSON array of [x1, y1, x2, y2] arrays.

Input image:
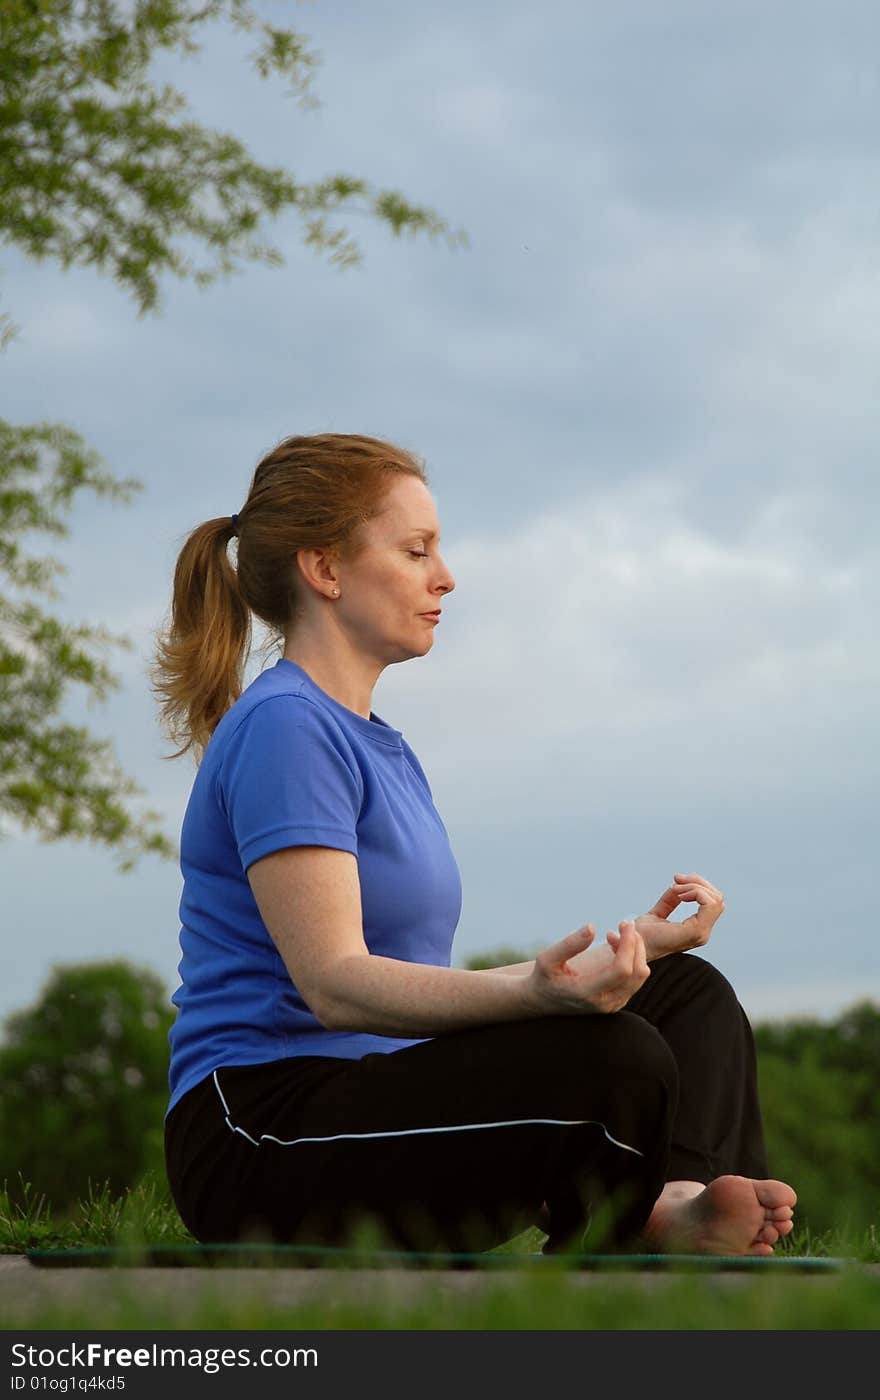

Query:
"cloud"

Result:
[[388, 472, 875, 812], [1, 0, 877, 1024]]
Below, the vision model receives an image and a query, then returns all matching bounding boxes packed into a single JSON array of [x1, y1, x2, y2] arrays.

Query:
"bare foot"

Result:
[[641, 1176, 797, 1256]]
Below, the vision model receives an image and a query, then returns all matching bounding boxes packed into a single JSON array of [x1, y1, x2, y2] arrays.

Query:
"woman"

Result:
[[153, 432, 796, 1256]]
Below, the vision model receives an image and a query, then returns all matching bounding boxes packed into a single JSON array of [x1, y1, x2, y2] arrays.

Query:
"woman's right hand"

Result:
[[526, 920, 650, 1017]]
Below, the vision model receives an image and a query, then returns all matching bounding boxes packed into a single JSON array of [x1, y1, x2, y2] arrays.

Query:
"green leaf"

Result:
[[0, 417, 175, 869]]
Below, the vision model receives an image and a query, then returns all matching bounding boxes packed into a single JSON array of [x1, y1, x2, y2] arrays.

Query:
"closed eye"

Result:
[[409, 551, 429, 559]]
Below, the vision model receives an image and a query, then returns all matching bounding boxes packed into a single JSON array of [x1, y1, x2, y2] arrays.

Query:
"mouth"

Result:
[[420, 611, 441, 621]]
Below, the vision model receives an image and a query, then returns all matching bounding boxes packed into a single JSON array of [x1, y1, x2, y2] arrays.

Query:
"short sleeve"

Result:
[[217, 695, 364, 872]]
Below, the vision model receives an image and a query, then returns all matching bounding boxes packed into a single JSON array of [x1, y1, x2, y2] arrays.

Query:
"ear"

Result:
[[294, 545, 341, 596]]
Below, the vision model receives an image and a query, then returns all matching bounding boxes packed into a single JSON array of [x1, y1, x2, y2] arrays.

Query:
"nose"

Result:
[[435, 555, 455, 597]]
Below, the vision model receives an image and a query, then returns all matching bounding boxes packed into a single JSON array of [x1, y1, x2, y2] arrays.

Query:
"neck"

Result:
[[282, 635, 381, 722]]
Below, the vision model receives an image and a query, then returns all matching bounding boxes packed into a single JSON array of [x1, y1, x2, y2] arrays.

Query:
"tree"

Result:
[[0, 421, 176, 870], [756, 1045, 878, 1237], [462, 945, 538, 972], [752, 1000, 880, 1236], [0, 961, 175, 1211], [0, 0, 467, 319], [1, 0, 467, 866]]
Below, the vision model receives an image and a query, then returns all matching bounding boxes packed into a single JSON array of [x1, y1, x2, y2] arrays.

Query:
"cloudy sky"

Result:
[[2, 0, 878, 1032]]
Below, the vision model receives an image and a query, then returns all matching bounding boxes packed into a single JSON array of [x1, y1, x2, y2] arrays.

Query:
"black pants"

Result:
[[164, 953, 768, 1254]]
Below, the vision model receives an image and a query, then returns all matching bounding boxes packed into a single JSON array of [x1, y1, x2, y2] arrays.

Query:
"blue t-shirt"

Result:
[[166, 658, 463, 1115]]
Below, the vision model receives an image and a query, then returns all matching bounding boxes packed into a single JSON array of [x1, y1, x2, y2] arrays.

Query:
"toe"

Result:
[[755, 1224, 780, 1246], [754, 1179, 797, 1208]]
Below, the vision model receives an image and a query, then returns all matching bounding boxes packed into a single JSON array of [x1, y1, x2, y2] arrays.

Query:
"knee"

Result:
[[515, 1011, 679, 1118], [601, 1011, 679, 1097], [667, 952, 743, 1015], [537, 1006, 679, 1089]]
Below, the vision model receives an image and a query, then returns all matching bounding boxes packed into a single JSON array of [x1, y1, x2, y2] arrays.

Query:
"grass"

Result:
[[0, 1176, 194, 1254], [2, 1176, 879, 1330], [3, 1175, 879, 1261]]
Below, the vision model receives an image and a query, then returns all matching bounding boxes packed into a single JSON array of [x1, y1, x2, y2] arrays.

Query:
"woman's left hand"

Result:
[[633, 872, 726, 960]]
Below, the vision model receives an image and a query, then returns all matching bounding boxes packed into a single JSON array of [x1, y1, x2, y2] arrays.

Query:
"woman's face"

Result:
[[303, 475, 456, 663]]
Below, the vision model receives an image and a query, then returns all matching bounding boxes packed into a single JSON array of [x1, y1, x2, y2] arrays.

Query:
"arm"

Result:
[[247, 845, 543, 1037], [247, 846, 649, 1036], [473, 959, 535, 978]]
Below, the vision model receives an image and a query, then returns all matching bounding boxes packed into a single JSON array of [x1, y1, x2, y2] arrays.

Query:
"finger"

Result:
[[630, 936, 649, 987], [632, 929, 650, 980], [544, 924, 595, 970], [612, 920, 636, 976], [676, 888, 725, 928], [656, 880, 723, 922], [669, 888, 724, 948], [674, 872, 724, 900], [649, 887, 684, 917], [606, 929, 621, 949], [673, 884, 708, 903], [672, 884, 719, 908], [563, 924, 596, 960]]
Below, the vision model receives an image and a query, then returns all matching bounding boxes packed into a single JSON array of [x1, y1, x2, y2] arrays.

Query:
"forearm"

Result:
[[321, 954, 545, 1036], [473, 959, 536, 977]]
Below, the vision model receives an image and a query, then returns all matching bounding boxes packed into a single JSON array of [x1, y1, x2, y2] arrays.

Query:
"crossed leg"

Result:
[[535, 953, 798, 1256]]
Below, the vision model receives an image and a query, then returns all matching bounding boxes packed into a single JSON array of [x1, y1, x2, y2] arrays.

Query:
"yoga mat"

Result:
[[25, 1244, 850, 1272]]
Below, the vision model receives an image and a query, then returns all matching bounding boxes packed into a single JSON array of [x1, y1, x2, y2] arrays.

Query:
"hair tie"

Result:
[[230, 513, 239, 536]]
